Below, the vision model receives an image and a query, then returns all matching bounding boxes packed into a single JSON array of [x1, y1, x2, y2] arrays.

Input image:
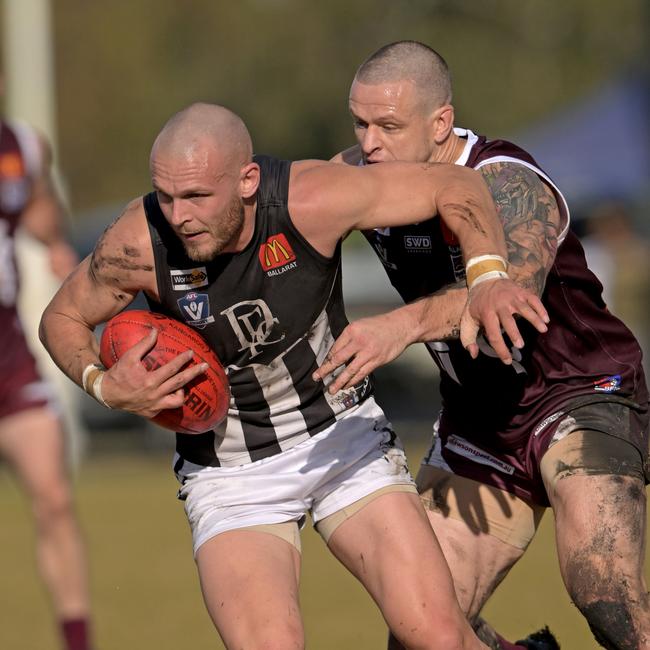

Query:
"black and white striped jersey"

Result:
[[144, 154, 372, 471]]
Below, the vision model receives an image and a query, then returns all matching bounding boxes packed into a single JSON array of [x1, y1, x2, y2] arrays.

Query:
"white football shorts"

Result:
[[176, 397, 415, 555]]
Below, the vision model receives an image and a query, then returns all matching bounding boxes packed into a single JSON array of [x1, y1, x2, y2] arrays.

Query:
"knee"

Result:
[[32, 482, 75, 531], [237, 620, 304, 650], [565, 555, 648, 650], [573, 595, 645, 650], [252, 629, 304, 650], [394, 614, 472, 650]]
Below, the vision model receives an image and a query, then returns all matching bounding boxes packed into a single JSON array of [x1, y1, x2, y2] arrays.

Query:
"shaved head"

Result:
[[151, 102, 253, 171], [354, 41, 452, 110], [149, 103, 258, 260]]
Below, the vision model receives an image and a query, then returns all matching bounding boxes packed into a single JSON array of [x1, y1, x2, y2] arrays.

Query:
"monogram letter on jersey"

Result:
[[220, 299, 285, 359]]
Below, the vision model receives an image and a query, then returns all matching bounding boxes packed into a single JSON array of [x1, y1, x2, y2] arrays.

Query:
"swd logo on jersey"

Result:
[[177, 292, 215, 329], [170, 267, 208, 291], [220, 299, 285, 358], [404, 235, 432, 252], [258, 234, 297, 276]]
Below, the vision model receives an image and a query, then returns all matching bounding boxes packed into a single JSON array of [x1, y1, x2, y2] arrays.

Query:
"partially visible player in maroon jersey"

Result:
[[0, 107, 94, 650], [316, 41, 650, 650]]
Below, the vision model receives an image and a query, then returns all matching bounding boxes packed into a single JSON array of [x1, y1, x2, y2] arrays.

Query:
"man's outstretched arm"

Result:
[[314, 161, 560, 391]]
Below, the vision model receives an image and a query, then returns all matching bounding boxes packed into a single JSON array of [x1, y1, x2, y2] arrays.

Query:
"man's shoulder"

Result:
[[103, 197, 148, 244], [91, 196, 156, 290]]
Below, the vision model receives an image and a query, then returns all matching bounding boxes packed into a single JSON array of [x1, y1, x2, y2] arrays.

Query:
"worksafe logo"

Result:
[[258, 234, 297, 276], [170, 266, 208, 291]]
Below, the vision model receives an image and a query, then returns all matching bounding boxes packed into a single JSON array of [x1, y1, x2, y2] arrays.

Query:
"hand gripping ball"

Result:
[[99, 310, 229, 434]]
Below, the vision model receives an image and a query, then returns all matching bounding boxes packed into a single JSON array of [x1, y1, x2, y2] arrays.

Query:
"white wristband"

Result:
[[469, 269, 509, 290], [465, 254, 509, 289], [92, 371, 111, 408], [82, 363, 101, 392], [465, 254, 508, 270], [81, 363, 111, 408]]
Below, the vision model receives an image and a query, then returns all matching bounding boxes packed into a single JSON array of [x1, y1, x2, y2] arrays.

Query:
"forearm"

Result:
[[39, 306, 101, 388], [38, 257, 137, 388], [389, 283, 467, 344], [436, 169, 507, 263]]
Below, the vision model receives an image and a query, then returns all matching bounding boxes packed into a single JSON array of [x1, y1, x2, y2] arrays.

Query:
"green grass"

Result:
[[1, 443, 646, 649]]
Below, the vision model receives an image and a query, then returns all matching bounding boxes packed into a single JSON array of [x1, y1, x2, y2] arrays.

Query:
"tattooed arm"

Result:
[[314, 161, 559, 392], [481, 161, 562, 295], [460, 162, 562, 358], [39, 198, 205, 416]]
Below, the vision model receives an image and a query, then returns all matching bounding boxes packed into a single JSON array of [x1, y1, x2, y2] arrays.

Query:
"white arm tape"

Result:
[[81, 363, 111, 408], [469, 269, 509, 289]]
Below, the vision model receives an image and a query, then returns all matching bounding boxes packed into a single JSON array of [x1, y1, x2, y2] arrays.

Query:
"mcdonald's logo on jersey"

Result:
[[259, 234, 298, 275]]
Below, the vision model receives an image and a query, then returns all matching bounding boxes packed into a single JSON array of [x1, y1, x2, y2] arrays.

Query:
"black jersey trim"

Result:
[[175, 431, 221, 467]]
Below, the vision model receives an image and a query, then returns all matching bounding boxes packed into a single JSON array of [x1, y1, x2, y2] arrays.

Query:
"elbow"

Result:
[[38, 309, 50, 350]]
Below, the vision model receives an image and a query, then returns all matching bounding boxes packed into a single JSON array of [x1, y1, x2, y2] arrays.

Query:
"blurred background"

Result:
[[1, 0, 649, 648]]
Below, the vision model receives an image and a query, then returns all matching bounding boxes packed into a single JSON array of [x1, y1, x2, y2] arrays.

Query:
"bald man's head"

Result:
[[151, 103, 253, 172], [354, 41, 452, 111]]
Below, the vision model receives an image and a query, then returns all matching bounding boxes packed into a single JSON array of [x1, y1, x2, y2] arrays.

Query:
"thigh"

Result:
[[418, 465, 540, 619], [326, 490, 468, 644], [196, 528, 303, 650], [0, 407, 70, 501], [542, 430, 647, 591]]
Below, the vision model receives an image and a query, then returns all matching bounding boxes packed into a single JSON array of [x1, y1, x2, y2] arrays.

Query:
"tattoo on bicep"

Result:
[[480, 162, 561, 295], [89, 208, 152, 297]]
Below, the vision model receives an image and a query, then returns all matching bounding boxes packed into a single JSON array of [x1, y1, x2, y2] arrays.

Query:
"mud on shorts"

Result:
[[417, 395, 649, 550], [176, 397, 417, 556]]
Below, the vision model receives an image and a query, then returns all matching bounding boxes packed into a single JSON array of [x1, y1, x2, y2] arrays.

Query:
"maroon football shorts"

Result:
[[420, 395, 649, 506], [0, 328, 51, 420]]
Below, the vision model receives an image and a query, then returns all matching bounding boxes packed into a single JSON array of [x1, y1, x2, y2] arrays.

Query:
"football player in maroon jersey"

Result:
[[0, 105, 93, 650], [316, 41, 649, 650]]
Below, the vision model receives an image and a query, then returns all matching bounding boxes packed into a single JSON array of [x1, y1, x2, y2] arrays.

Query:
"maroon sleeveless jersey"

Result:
[[364, 128, 649, 451], [0, 120, 48, 418]]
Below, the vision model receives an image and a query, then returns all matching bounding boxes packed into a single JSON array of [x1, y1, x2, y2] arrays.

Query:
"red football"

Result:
[[99, 310, 229, 434]]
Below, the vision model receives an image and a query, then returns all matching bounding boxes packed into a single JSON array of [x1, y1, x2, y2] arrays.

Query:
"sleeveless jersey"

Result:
[[364, 128, 648, 448], [0, 121, 36, 311], [144, 154, 372, 469], [0, 120, 52, 416]]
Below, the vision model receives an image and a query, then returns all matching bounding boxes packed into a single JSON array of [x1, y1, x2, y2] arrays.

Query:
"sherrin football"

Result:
[[99, 310, 229, 434]]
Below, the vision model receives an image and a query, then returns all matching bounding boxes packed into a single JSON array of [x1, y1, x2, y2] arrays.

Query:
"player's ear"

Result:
[[432, 104, 455, 144], [240, 162, 260, 199]]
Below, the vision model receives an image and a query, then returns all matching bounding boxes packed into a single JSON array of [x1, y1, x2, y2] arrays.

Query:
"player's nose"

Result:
[[360, 125, 383, 157], [169, 200, 189, 226]]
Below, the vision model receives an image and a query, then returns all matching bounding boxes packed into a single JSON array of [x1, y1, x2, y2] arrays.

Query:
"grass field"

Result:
[[1, 439, 646, 649]]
